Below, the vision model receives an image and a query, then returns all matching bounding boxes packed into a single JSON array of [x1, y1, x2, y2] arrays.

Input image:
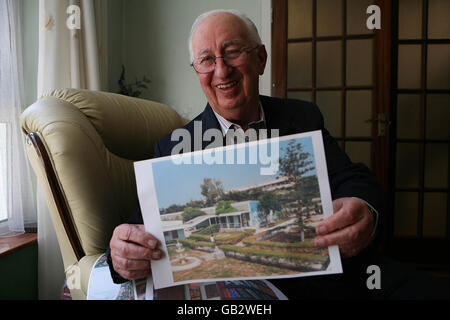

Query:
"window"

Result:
[[0, 0, 36, 235], [0, 123, 7, 222]]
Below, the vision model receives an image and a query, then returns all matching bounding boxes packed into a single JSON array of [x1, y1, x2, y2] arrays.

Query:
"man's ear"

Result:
[[256, 45, 268, 75]]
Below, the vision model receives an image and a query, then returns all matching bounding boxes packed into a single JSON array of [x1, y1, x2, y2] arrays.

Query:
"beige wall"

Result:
[[119, 0, 270, 119], [22, 0, 39, 109]]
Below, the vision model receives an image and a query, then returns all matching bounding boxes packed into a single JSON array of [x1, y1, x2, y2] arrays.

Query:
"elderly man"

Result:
[[107, 9, 397, 299]]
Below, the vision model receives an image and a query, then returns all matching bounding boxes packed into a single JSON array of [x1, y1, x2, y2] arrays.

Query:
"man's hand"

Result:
[[109, 224, 163, 280], [313, 197, 374, 259]]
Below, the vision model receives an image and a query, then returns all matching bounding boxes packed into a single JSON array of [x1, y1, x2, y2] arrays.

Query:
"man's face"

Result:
[[192, 13, 267, 122]]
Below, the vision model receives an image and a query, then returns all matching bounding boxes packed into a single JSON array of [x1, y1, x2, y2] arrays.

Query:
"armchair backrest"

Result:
[[20, 89, 187, 274]]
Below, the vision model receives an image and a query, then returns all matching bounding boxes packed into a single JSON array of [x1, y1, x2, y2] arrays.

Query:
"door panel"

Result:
[[288, 0, 312, 38], [316, 0, 342, 37]]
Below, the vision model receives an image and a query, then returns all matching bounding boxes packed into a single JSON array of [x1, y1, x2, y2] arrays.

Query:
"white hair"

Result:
[[188, 9, 262, 63]]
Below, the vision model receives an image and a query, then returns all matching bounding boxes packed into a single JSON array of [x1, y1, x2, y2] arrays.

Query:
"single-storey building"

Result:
[[162, 200, 264, 241]]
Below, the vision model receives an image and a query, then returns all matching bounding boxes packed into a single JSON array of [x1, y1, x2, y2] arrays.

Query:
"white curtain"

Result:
[[0, 0, 36, 236], [37, 0, 107, 299]]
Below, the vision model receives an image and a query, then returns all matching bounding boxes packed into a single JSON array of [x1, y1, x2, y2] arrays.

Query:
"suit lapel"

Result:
[[260, 95, 291, 137], [199, 104, 222, 150]]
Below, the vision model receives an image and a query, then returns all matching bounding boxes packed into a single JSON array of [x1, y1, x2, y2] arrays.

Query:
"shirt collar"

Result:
[[212, 101, 266, 136]]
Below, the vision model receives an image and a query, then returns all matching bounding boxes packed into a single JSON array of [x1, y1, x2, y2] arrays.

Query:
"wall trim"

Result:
[[260, 0, 272, 96]]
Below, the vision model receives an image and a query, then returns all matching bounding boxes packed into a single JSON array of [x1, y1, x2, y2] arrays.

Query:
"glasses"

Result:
[[191, 45, 259, 74]]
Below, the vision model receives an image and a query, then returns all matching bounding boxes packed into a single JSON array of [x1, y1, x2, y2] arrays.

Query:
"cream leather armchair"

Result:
[[20, 89, 188, 299]]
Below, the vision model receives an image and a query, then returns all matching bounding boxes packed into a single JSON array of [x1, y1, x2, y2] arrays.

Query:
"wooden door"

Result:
[[272, 0, 450, 270]]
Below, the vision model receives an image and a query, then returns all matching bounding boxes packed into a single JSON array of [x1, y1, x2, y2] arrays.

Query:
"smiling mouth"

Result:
[[216, 80, 238, 89]]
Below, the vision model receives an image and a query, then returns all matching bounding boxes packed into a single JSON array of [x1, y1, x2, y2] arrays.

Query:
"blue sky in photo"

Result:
[[152, 136, 316, 209]]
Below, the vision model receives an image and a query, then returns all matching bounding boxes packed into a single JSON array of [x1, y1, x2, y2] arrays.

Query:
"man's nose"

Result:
[[214, 57, 232, 78]]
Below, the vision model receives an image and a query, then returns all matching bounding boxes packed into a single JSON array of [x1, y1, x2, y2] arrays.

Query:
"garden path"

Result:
[[171, 256, 202, 271]]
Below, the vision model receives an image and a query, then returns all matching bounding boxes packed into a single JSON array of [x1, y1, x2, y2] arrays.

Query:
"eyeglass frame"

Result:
[[190, 44, 260, 74]]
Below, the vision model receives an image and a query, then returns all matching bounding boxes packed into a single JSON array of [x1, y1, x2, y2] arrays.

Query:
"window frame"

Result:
[[0, 122, 9, 225]]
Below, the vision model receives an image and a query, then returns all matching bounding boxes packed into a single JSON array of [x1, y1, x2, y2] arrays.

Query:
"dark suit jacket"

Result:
[[108, 95, 385, 291]]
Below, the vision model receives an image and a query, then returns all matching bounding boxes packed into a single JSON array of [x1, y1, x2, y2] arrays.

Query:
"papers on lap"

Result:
[[87, 253, 287, 300], [134, 130, 342, 290]]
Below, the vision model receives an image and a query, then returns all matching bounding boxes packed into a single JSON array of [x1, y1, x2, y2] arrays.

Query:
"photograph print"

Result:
[[135, 130, 342, 289]]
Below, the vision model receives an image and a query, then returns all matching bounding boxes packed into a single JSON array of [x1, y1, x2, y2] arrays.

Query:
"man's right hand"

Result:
[[109, 224, 163, 280]]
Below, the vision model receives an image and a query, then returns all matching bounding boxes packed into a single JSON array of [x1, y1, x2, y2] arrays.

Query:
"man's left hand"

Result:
[[313, 197, 374, 259]]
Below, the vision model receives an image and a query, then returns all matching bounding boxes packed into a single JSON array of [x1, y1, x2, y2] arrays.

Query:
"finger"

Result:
[[332, 198, 344, 213], [111, 239, 156, 260], [150, 249, 163, 260], [339, 243, 361, 259], [114, 224, 159, 249], [116, 268, 152, 281], [316, 199, 365, 235], [314, 216, 370, 248], [111, 255, 151, 272]]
